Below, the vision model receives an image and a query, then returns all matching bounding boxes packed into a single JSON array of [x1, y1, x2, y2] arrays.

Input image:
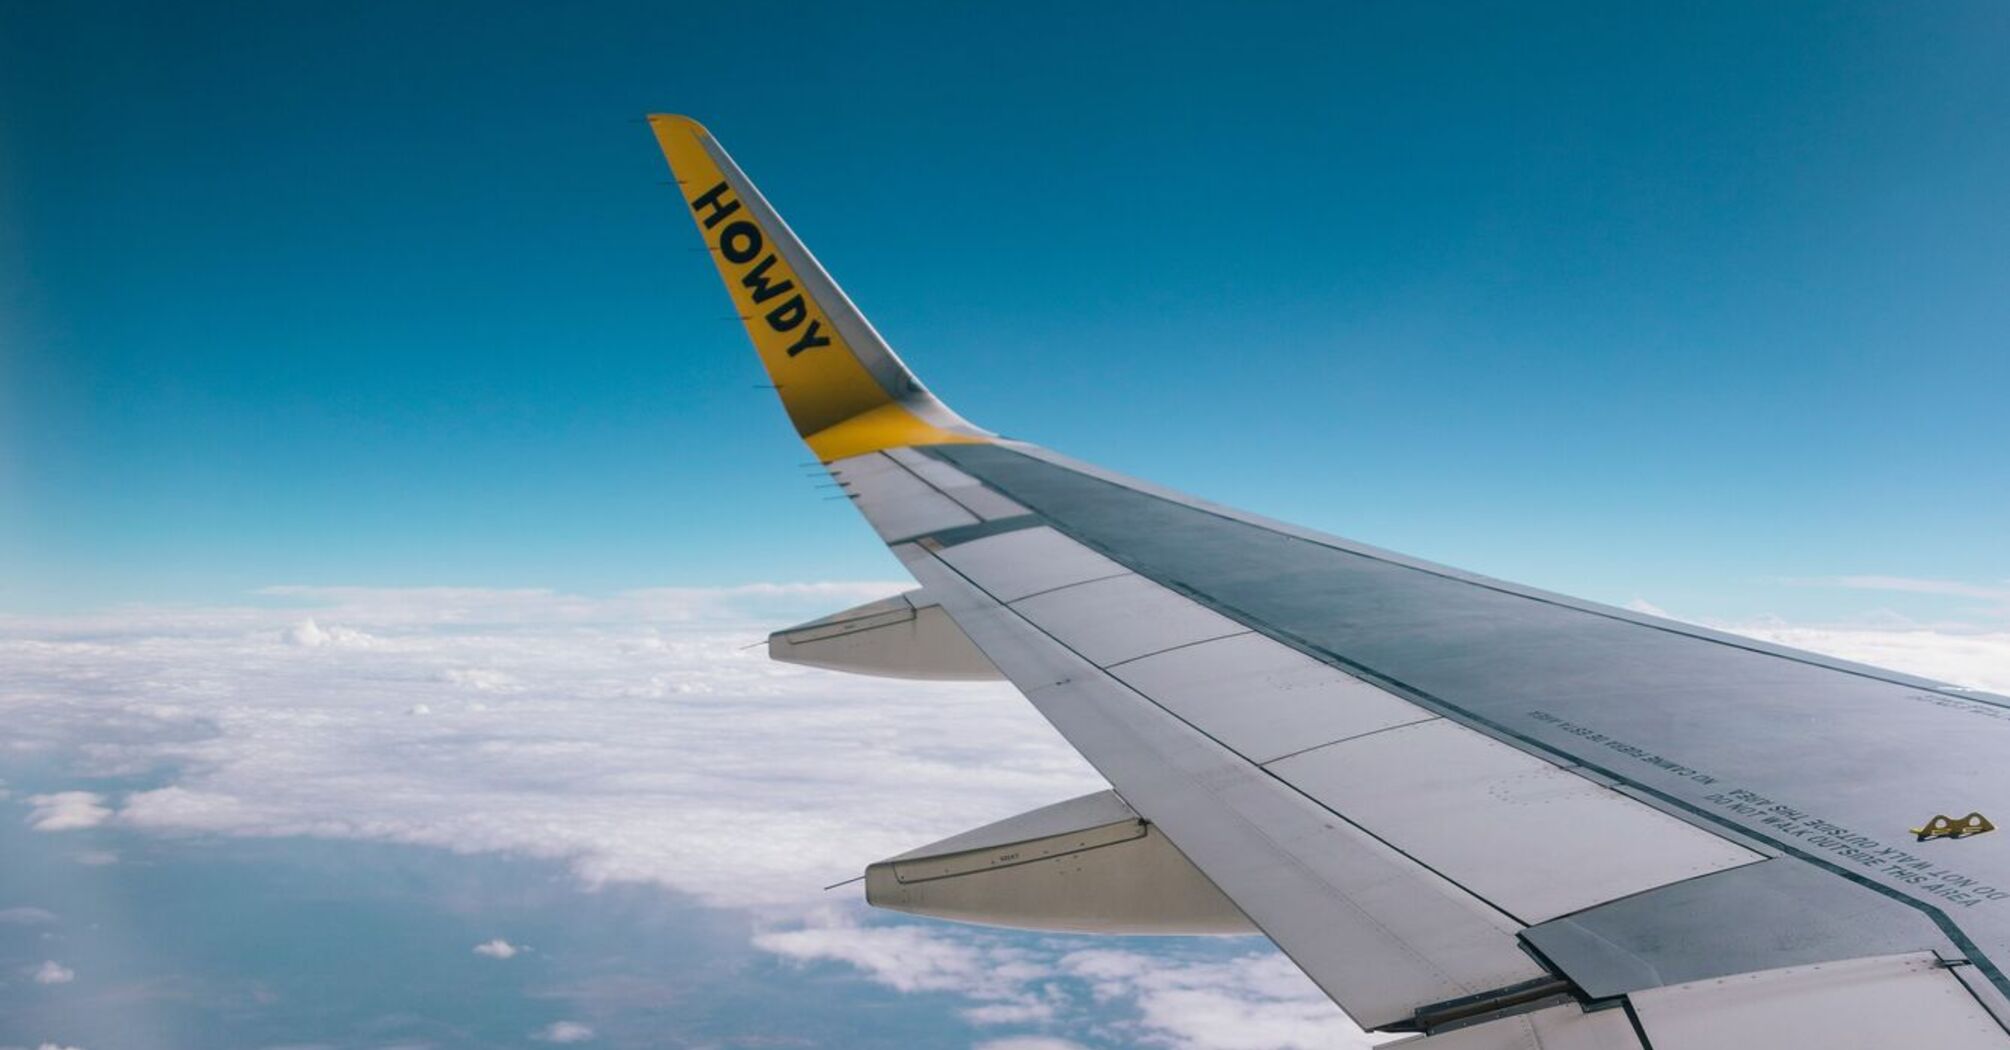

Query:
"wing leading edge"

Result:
[[648, 116, 2010, 1047]]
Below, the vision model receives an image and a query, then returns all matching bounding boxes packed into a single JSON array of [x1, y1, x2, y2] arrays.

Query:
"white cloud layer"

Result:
[[1728, 624, 2010, 694], [22, 793, 110, 832], [757, 911, 1375, 1050], [0, 907, 58, 926], [533, 1020, 594, 1043], [1, 584, 1102, 914], [31, 961, 75, 985], [1818, 575, 2010, 604], [7, 582, 2007, 1048], [472, 938, 520, 959]]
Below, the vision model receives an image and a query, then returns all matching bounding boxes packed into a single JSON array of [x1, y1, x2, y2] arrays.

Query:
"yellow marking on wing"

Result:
[[648, 114, 985, 461], [801, 401, 975, 461]]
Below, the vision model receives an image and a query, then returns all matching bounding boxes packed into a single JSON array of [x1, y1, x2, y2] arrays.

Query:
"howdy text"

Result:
[[690, 181, 833, 357]]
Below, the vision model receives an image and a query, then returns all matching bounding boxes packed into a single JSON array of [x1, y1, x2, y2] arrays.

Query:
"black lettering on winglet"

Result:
[[740, 254, 796, 304], [719, 221, 763, 264], [690, 181, 741, 230], [786, 319, 832, 357], [765, 295, 807, 333]]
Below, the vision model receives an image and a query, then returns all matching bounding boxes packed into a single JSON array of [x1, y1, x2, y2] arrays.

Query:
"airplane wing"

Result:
[[648, 114, 2010, 1048]]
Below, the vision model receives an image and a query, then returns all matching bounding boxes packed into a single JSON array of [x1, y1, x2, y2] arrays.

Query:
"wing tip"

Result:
[[646, 113, 710, 137], [642, 114, 993, 461]]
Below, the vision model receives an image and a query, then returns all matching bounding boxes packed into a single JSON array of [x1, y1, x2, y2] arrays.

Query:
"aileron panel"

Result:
[[1110, 631, 1437, 763], [1271, 720, 1761, 924], [1011, 573, 1249, 667]]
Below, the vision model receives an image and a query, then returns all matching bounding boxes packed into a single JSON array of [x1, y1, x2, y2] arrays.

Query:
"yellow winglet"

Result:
[[647, 115, 989, 462]]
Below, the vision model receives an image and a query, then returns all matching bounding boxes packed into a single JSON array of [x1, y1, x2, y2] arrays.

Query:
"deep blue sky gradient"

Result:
[[4, 2, 2007, 618]]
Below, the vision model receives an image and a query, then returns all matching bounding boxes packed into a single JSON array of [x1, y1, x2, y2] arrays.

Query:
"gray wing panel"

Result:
[[827, 452, 978, 541], [1009, 574, 1249, 666], [924, 441, 2010, 1018], [1523, 857, 1962, 999], [1270, 720, 1757, 925], [897, 545, 1548, 1030], [889, 514, 1767, 1028], [1108, 631, 1435, 764], [937, 526, 1128, 602], [1627, 953, 2009, 1049], [885, 447, 1029, 520]]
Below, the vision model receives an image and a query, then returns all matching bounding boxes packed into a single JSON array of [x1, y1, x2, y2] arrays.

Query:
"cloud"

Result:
[[440, 667, 519, 692], [24, 793, 111, 832], [532, 1021, 594, 1043], [755, 917, 1067, 1036], [756, 912, 1055, 1002], [963, 1002, 1059, 1025], [0, 584, 1103, 914], [31, 960, 75, 985], [16, 582, 2005, 1049], [0, 907, 58, 925], [1624, 597, 1671, 618], [472, 938, 520, 959], [1781, 574, 2010, 626], [1816, 575, 2010, 603], [758, 914, 1370, 1050], [974, 1040, 1092, 1050], [1625, 590, 2010, 696], [283, 618, 377, 649], [1723, 624, 2010, 694], [249, 583, 931, 630], [1057, 949, 1371, 1050]]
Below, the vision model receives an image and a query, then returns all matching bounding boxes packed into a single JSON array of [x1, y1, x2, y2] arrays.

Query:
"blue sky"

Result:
[[5, 1, 2007, 621]]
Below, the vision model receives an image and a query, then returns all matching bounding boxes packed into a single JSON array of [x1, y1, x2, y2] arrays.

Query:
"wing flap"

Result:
[[935, 525, 1129, 602], [1109, 631, 1439, 764], [1523, 856, 1963, 999], [1629, 953, 2008, 1049], [1390, 1002, 1645, 1049], [1271, 720, 1761, 925], [1009, 573, 1249, 667], [903, 544, 1548, 1029]]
